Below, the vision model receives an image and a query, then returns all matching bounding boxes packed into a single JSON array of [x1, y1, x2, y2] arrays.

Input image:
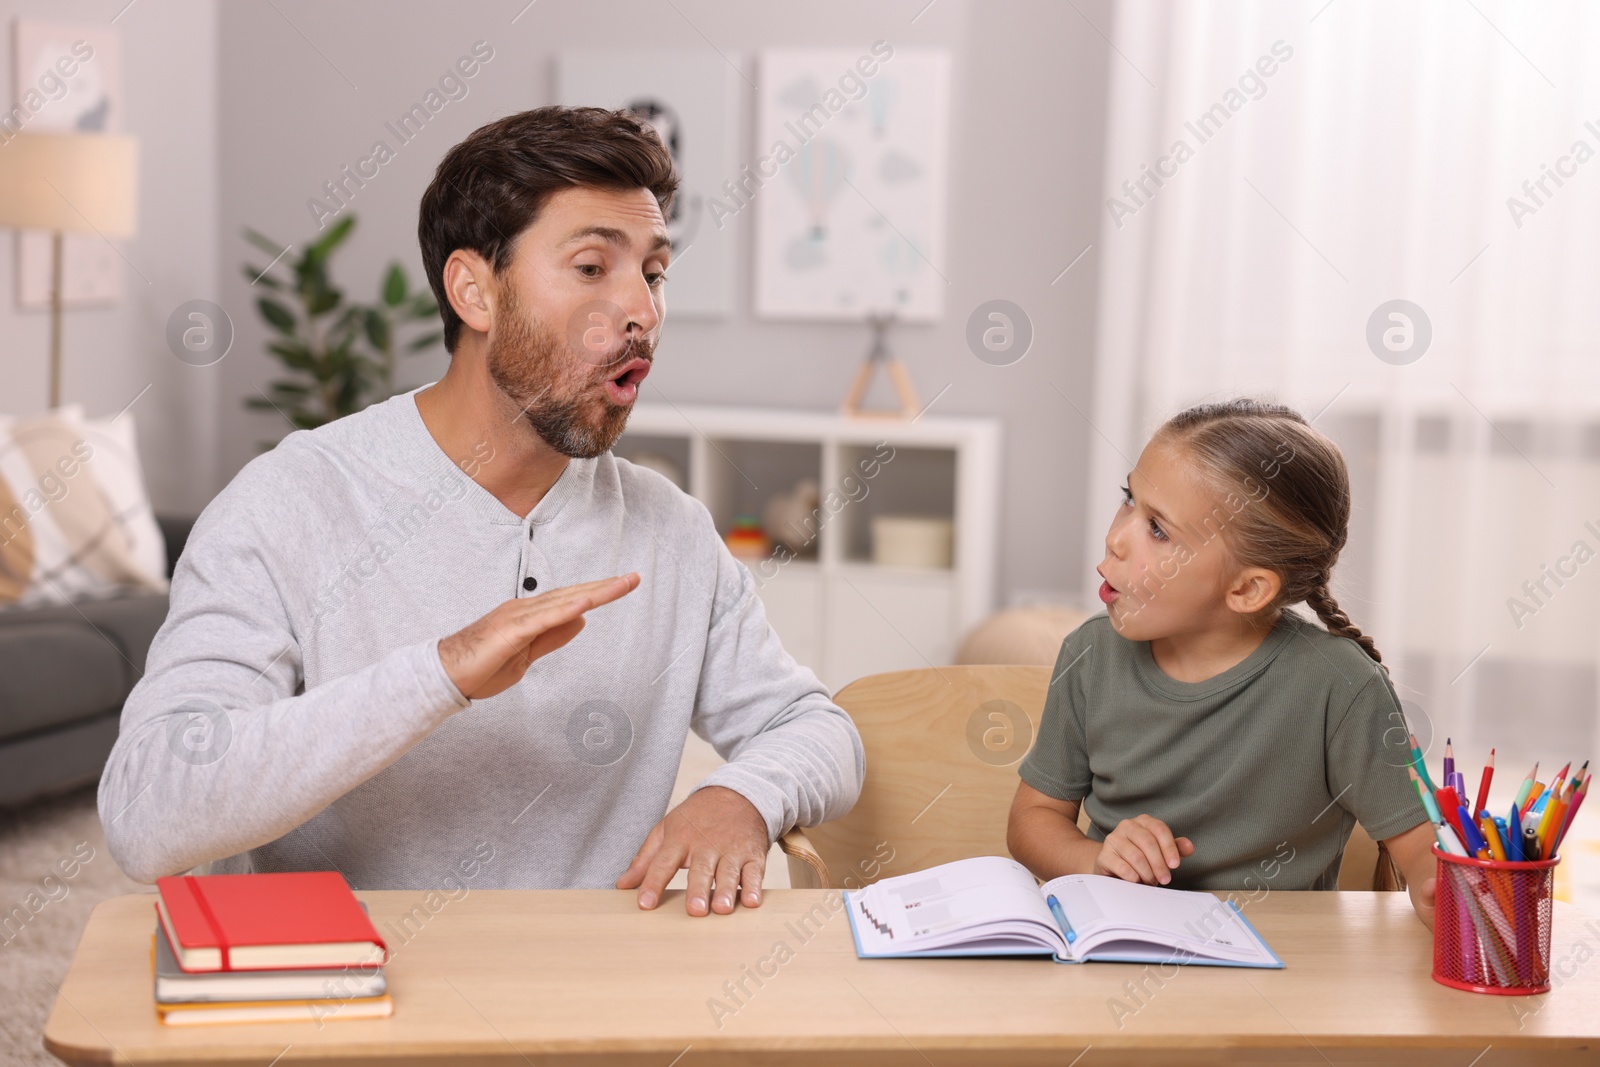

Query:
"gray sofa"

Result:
[[0, 515, 192, 807]]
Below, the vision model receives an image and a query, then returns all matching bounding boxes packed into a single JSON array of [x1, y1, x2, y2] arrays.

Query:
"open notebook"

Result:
[[846, 856, 1283, 968]]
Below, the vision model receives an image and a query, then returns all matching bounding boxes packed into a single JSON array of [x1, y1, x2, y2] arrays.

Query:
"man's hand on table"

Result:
[[617, 785, 770, 916], [438, 574, 640, 699]]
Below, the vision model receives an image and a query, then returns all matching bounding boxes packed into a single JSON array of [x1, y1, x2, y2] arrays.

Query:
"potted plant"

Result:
[[242, 215, 442, 437]]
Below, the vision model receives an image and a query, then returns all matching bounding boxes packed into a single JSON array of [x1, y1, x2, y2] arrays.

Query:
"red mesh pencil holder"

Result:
[[1431, 845, 1557, 995]]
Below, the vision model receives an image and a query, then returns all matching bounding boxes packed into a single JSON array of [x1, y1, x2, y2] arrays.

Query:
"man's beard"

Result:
[[485, 291, 650, 460]]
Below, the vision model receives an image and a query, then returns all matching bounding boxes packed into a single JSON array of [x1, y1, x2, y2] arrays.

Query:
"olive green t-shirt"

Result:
[[1018, 609, 1426, 891]]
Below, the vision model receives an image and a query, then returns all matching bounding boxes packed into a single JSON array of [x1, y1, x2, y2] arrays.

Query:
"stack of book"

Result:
[[153, 871, 391, 1026]]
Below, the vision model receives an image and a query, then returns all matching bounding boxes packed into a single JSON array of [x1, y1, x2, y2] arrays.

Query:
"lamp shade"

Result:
[[0, 132, 138, 237]]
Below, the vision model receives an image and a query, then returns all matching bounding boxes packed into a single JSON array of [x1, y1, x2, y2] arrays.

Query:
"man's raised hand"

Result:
[[438, 574, 640, 700]]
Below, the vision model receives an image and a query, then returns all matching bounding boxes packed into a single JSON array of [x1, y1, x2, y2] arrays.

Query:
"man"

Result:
[[99, 106, 865, 916]]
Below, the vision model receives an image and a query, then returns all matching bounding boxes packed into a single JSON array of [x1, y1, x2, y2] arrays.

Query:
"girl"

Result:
[[1007, 398, 1436, 928]]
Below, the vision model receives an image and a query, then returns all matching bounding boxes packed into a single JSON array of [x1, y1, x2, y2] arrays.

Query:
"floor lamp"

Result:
[[0, 132, 139, 409]]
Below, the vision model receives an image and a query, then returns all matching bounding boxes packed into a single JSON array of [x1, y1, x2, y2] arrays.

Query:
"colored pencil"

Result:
[[1513, 761, 1539, 812], [1539, 763, 1573, 815], [1475, 749, 1495, 817], [1535, 794, 1562, 858], [1411, 734, 1438, 792], [1552, 774, 1589, 857], [1409, 767, 1442, 824], [1521, 781, 1545, 816]]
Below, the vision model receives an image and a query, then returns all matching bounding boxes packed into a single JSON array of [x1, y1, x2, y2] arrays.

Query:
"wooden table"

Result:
[[43, 889, 1600, 1066]]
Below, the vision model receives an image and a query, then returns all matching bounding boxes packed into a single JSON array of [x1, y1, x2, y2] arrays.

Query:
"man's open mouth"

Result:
[[602, 357, 652, 405]]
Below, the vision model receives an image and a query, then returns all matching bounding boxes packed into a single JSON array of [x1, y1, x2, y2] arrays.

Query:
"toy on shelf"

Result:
[[764, 478, 822, 558], [723, 516, 771, 561]]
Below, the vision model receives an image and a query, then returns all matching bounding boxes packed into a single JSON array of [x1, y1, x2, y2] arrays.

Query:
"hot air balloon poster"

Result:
[[754, 47, 949, 322]]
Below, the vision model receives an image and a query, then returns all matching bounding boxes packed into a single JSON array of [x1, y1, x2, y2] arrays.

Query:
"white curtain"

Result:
[[1087, 1, 1600, 801]]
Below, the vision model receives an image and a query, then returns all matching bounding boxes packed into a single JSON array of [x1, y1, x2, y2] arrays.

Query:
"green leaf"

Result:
[[364, 308, 391, 351], [292, 253, 322, 289], [306, 286, 341, 316], [241, 265, 283, 289], [407, 331, 444, 352], [257, 297, 296, 335], [349, 353, 382, 380], [325, 343, 355, 373], [267, 341, 315, 371], [382, 264, 407, 307], [408, 292, 439, 318], [329, 304, 362, 333], [335, 375, 362, 415], [328, 313, 362, 349], [307, 215, 356, 261], [242, 228, 286, 257]]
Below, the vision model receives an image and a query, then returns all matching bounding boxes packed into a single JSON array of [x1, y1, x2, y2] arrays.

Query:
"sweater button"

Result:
[[523, 576, 538, 592]]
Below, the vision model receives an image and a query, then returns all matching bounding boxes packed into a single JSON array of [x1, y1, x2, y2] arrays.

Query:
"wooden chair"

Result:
[[1340, 821, 1407, 891], [778, 665, 1049, 889], [777, 665, 1405, 892]]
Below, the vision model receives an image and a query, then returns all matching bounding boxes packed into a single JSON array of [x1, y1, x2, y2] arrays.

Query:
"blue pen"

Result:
[[1458, 804, 1487, 856], [1493, 816, 1510, 858], [1508, 804, 1524, 861], [1046, 894, 1076, 944]]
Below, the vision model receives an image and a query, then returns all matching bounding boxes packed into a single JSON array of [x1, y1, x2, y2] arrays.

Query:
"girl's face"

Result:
[[1096, 436, 1273, 641]]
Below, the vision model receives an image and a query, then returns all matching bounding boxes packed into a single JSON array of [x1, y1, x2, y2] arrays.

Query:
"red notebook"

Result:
[[155, 872, 387, 973]]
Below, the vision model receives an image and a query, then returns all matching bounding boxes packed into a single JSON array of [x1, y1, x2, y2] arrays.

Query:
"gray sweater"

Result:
[[98, 388, 865, 888]]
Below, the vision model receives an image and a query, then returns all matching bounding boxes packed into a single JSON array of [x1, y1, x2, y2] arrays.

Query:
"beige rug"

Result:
[[0, 734, 786, 1066], [0, 784, 145, 1067]]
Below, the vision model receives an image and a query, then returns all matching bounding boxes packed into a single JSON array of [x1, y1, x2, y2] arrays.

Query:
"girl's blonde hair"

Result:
[[1156, 397, 1383, 666]]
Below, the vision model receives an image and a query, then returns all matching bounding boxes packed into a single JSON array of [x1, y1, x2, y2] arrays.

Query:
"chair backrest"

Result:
[[807, 664, 1405, 893], [806, 665, 1050, 890], [1339, 820, 1406, 891]]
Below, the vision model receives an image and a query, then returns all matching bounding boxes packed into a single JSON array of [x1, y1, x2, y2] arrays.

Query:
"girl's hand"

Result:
[[1411, 875, 1437, 931], [1379, 821, 1438, 930], [1094, 814, 1195, 885]]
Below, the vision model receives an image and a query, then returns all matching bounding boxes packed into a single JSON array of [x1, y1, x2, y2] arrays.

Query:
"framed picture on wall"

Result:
[[558, 49, 741, 318], [754, 46, 950, 322], [11, 20, 125, 309]]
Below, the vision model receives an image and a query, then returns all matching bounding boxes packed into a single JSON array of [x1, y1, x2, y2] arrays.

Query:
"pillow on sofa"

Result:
[[0, 404, 169, 609]]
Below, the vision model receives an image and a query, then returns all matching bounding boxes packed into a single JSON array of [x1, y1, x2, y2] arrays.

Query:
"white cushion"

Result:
[[0, 404, 168, 609]]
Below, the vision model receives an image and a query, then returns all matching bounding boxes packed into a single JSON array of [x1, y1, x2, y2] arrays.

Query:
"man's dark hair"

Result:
[[418, 106, 679, 353]]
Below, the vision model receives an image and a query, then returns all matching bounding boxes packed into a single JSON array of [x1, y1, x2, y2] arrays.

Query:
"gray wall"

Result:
[[12, 0, 1109, 610], [0, 0, 220, 515]]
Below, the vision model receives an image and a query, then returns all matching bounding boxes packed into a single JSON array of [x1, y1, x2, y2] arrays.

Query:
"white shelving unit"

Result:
[[618, 404, 1001, 693]]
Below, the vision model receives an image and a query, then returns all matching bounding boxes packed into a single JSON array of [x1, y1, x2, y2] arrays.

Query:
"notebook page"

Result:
[[1040, 875, 1274, 964], [853, 857, 1060, 953]]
